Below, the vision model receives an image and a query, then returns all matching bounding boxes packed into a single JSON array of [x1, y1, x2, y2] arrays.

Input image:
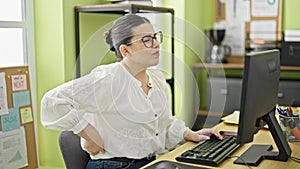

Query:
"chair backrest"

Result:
[[58, 130, 90, 169]]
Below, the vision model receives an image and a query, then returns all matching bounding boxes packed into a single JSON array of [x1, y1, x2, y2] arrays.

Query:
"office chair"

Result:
[[58, 130, 91, 169]]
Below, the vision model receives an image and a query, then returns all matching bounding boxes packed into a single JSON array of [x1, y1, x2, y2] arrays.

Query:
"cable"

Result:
[[290, 156, 300, 163], [228, 155, 253, 169]]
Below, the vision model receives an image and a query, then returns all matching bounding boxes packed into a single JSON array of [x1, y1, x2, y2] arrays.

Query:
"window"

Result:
[[0, 0, 35, 67], [0, 0, 37, 130], [0, 0, 23, 22], [0, 28, 25, 66]]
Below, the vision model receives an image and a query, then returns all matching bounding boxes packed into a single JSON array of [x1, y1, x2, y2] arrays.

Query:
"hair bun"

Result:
[[104, 29, 115, 51]]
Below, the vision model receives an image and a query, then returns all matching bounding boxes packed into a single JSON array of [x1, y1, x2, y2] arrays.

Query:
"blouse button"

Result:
[[154, 114, 157, 117], [156, 133, 158, 136]]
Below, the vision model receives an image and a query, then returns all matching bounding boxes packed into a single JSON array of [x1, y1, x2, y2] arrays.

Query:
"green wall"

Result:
[[184, 0, 214, 111], [35, 1, 65, 168], [283, 0, 300, 30], [34, 0, 300, 168]]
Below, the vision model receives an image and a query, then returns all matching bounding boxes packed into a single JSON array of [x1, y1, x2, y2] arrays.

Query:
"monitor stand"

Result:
[[234, 109, 292, 166], [234, 145, 274, 166]]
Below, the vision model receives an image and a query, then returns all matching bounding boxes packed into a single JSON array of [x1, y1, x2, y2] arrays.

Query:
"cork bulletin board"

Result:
[[245, 0, 283, 46], [214, 0, 282, 63], [0, 66, 38, 169]]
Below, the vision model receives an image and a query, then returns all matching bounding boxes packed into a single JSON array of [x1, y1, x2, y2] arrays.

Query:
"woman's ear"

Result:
[[119, 45, 130, 58]]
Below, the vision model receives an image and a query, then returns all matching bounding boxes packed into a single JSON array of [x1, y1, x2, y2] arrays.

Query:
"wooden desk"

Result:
[[143, 122, 300, 169]]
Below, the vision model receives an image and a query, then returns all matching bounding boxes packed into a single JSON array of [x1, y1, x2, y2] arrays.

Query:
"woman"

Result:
[[41, 14, 222, 169]]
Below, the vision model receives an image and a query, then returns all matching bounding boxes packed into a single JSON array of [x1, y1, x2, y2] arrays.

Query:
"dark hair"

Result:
[[104, 14, 150, 59]]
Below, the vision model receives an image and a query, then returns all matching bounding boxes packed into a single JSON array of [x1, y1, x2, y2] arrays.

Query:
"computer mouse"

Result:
[[154, 161, 182, 169], [209, 134, 220, 140]]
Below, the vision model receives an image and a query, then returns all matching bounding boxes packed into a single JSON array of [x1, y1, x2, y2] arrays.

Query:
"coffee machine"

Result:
[[206, 29, 231, 63]]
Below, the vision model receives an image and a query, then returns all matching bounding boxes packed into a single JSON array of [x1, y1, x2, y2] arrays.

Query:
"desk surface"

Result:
[[143, 122, 300, 169]]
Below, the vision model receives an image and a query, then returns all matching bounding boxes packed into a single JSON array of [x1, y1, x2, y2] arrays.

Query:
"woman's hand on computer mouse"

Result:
[[183, 128, 223, 142]]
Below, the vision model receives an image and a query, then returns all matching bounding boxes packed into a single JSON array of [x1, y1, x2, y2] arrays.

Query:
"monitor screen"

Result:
[[235, 49, 291, 166]]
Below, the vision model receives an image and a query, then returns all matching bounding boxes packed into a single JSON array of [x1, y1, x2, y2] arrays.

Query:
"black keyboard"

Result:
[[176, 135, 240, 166]]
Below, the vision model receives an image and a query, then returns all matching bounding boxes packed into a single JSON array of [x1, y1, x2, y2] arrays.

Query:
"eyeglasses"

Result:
[[127, 31, 163, 48]]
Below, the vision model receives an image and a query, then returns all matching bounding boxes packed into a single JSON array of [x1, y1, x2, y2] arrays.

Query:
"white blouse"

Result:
[[41, 62, 189, 160]]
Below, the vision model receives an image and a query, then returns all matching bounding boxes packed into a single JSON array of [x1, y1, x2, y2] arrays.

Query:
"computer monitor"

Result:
[[234, 49, 292, 166]]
